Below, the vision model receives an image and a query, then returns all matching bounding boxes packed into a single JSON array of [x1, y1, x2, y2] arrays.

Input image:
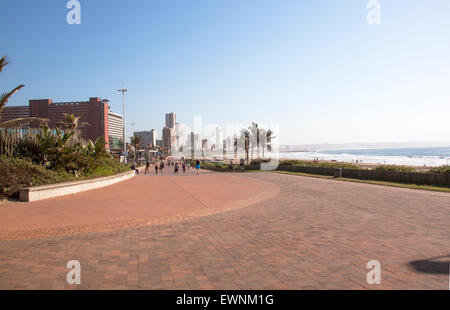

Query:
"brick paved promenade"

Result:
[[0, 171, 448, 289]]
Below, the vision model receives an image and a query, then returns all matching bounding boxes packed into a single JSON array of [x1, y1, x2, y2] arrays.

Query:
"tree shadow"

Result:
[[409, 255, 449, 275]]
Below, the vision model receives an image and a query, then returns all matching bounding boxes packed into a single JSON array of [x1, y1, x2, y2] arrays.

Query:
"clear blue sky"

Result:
[[1, 0, 450, 145]]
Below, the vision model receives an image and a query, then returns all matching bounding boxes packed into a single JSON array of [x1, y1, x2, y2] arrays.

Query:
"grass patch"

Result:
[[279, 159, 360, 169], [273, 170, 450, 193], [273, 170, 334, 179]]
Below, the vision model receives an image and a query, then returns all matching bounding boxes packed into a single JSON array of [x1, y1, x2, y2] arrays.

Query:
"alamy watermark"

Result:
[[168, 116, 280, 171], [66, 260, 81, 285], [367, 0, 381, 25], [366, 260, 381, 285], [65, 1, 380, 26], [66, 0, 81, 25]]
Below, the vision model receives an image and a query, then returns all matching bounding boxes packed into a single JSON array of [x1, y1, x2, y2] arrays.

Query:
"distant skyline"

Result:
[[1, 0, 450, 145]]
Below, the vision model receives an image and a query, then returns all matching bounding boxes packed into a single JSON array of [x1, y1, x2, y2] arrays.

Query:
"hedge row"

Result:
[[198, 159, 450, 186]]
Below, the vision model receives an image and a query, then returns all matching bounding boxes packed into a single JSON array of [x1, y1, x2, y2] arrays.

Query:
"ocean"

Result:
[[277, 146, 450, 167]]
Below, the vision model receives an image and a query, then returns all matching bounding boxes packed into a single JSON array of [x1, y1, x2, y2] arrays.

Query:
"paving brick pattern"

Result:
[[0, 172, 448, 289], [0, 173, 278, 240]]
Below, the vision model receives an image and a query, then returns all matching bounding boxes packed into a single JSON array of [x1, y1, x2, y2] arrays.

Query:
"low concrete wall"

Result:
[[19, 170, 136, 202]]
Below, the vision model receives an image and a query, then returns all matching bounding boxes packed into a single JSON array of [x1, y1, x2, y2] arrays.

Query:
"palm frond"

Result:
[[57, 114, 91, 130], [0, 117, 49, 128], [0, 85, 25, 113], [0, 56, 10, 73]]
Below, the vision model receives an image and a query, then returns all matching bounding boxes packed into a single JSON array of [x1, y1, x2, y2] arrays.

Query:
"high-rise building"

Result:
[[202, 139, 210, 154], [165, 113, 176, 129], [175, 123, 187, 149], [190, 131, 202, 157], [134, 130, 157, 148], [150, 129, 157, 147], [108, 111, 124, 150], [162, 126, 175, 154], [189, 131, 194, 157], [215, 127, 223, 152], [0, 97, 123, 150], [223, 139, 227, 158]]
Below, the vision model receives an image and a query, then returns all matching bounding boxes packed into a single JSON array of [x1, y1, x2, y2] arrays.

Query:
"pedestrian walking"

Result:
[[131, 163, 139, 175], [228, 160, 234, 172], [145, 160, 150, 175], [195, 160, 201, 175]]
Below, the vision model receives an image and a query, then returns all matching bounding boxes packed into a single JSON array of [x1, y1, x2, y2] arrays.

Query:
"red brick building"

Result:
[[0, 97, 121, 149]]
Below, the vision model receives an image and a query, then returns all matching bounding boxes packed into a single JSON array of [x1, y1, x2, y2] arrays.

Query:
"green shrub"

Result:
[[198, 161, 228, 171], [278, 159, 360, 169], [0, 156, 76, 200], [429, 166, 450, 174], [9, 126, 114, 175], [375, 165, 416, 173], [0, 154, 130, 200], [84, 157, 130, 176], [250, 159, 271, 165]]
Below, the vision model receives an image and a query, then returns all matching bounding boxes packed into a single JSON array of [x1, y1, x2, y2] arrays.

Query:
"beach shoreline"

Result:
[[277, 157, 431, 171], [208, 156, 444, 171], [275, 146, 450, 168]]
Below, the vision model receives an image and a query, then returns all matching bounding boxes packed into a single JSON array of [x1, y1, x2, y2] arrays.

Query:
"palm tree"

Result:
[[0, 56, 48, 128], [57, 113, 90, 131], [130, 133, 142, 164], [233, 135, 238, 161], [248, 122, 260, 161], [234, 129, 250, 164], [260, 129, 275, 158], [56, 113, 90, 143]]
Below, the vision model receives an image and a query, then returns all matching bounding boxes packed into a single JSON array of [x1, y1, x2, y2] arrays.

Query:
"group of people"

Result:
[[143, 159, 202, 175], [228, 159, 246, 172]]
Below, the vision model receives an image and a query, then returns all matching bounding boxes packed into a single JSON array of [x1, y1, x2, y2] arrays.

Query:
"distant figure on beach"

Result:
[[145, 160, 150, 175], [154, 163, 159, 174], [239, 158, 245, 172], [195, 160, 201, 175], [229, 160, 234, 172]]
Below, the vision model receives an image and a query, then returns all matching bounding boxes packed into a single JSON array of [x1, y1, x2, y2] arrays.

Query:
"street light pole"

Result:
[[117, 85, 128, 159], [130, 121, 135, 136]]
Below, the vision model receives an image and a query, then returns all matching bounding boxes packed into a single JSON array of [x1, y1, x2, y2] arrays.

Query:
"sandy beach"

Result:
[[278, 157, 432, 171]]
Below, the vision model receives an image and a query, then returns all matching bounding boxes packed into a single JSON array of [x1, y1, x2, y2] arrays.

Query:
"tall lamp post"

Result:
[[130, 121, 136, 164], [117, 86, 128, 161], [130, 121, 136, 136]]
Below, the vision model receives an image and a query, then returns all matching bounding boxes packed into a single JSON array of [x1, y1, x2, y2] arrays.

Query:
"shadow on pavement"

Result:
[[409, 255, 449, 275]]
